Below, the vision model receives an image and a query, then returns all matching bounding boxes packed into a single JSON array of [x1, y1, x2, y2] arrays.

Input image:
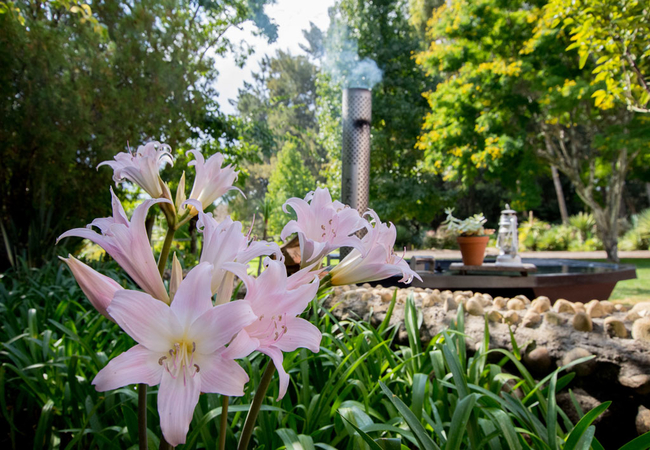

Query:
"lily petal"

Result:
[[189, 300, 256, 354], [170, 262, 214, 328], [158, 368, 200, 446], [221, 329, 260, 360], [273, 317, 321, 354], [57, 189, 171, 303], [59, 255, 122, 320], [107, 290, 181, 353], [195, 353, 250, 396], [93, 344, 162, 391], [260, 347, 290, 400]]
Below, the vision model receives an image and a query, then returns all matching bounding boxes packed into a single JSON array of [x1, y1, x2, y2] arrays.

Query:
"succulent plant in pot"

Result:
[[442, 208, 493, 265]]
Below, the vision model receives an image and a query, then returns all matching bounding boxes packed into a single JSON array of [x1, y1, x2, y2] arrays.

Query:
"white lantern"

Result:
[[496, 204, 522, 266]]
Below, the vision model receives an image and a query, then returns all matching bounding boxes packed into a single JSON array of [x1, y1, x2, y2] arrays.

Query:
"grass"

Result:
[[599, 259, 650, 304]]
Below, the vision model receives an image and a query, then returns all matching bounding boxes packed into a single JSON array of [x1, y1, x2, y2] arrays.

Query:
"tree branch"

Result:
[[624, 50, 650, 96]]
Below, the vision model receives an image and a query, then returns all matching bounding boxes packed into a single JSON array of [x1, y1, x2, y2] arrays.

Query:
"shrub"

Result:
[[620, 209, 650, 251], [569, 212, 596, 243], [518, 217, 551, 251], [519, 213, 604, 252]]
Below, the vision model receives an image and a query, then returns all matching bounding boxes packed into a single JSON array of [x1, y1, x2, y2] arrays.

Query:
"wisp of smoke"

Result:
[[322, 20, 382, 90]]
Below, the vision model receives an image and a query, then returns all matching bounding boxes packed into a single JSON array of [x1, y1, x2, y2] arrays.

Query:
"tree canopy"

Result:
[[230, 49, 323, 237], [416, 0, 650, 260], [0, 0, 275, 268], [539, 0, 650, 113]]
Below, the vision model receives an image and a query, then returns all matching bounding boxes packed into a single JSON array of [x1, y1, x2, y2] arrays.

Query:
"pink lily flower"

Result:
[[222, 259, 321, 399], [187, 200, 283, 303], [280, 187, 367, 267], [98, 142, 173, 199], [187, 150, 241, 214], [329, 210, 422, 286], [92, 263, 257, 446], [59, 255, 122, 321], [57, 188, 170, 304]]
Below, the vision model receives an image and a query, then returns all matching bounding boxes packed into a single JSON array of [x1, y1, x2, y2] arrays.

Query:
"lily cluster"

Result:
[[57, 142, 419, 446]]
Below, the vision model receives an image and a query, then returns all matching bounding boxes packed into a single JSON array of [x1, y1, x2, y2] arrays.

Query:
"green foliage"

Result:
[[0, 257, 136, 448], [4, 258, 643, 448], [266, 142, 316, 236], [416, 0, 650, 261], [519, 216, 552, 252], [539, 0, 650, 113], [416, 0, 548, 209], [231, 50, 324, 237], [608, 258, 650, 302], [378, 301, 613, 449], [441, 208, 489, 237], [518, 213, 603, 252], [0, 0, 276, 269], [407, 0, 444, 43], [620, 209, 650, 251], [568, 212, 596, 243]]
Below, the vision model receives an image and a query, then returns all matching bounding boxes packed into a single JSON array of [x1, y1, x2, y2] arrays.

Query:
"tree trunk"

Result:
[[539, 123, 633, 264], [592, 207, 620, 263], [551, 165, 569, 224]]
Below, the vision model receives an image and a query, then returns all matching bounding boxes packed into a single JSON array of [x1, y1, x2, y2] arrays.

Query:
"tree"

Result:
[[539, 0, 650, 113], [0, 0, 275, 268], [230, 49, 324, 237], [417, 0, 650, 261], [265, 141, 316, 235]]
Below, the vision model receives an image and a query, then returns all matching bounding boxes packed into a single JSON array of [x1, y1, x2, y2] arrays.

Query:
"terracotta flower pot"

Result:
[[457, 235, 489, 266]]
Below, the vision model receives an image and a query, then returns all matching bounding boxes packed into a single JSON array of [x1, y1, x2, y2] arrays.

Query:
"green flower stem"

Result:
[[157, 224, 177, 276], [176, 210, 192, 228], [237, 361, 276, 450], [159, 438, 173, 450], [138, 383, 148, 450], [219, 395, 229, 450]]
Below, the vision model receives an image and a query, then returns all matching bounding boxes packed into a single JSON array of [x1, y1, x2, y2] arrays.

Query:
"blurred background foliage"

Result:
[[2, 0, 649, 268], [0, 0, 277, 270]]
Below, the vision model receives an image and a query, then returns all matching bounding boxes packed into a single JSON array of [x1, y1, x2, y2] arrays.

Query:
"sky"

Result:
[[216, 0, 335, 115]]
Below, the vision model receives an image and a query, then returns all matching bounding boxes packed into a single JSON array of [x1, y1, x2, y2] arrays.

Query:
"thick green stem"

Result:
[[138, 383, 148, 450], [157, 224, 177, 275], [159, 438, 173, 450], [237, 361, 276, 450], [219, 395, 229, 450]]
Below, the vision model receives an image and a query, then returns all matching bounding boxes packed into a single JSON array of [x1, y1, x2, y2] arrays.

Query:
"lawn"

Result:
[[607, 258, 650, 304]]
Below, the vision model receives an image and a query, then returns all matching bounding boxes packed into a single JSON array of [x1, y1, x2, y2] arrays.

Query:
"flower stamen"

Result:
[[161, 341, 200, 381]]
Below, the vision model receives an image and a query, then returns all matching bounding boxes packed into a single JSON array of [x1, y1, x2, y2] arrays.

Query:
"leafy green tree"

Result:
[[231, 49, 323, 237], [539, 0, 650, 113], [265, 141, 316, 235], [0, 0, 275, 268], [417, 0, 650, 261], [408, 0, 443, 43]]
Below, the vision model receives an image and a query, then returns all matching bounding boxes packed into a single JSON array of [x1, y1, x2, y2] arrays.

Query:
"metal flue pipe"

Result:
[[340, 88, 372, 259], [341, 88, 372, 215]]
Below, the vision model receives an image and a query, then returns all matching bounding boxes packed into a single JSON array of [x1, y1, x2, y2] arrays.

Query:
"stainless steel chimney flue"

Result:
[[341, 88, 372, 215]]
